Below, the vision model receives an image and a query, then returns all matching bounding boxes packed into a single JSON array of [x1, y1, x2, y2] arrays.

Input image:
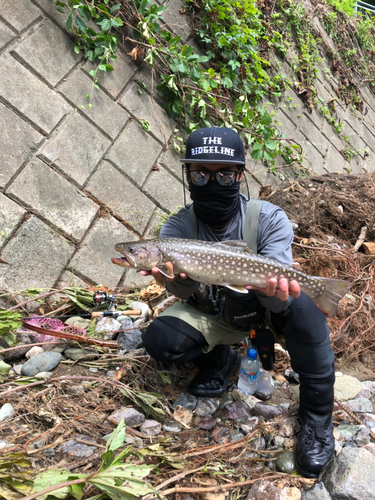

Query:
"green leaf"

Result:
[[98, 18, 110, 31], [75, 16, 87, 33], [251, 149, 263, 159], [66, 13, 73, 30], [110, 3, 121, 12], [74, 45, 80, 54], [265, 141, 277, 150], [221, 76, 233, 88]]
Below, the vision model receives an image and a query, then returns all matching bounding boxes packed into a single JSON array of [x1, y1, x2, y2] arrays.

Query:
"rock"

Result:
[[226, 401, 252, 420], [211, 426, 231, 444], [198, 416, 216, 430], [117, 317, 143, 350], [129, 301, 149, 318], [335, 440, 342, 455], [254, 369, 274, 401], [108, 407, 145, 427], [246, 479, 282, 500], [231, 429, 244, 441], [64, 348, 98, 361], [337, 424, 363, 440], [1, 343, 32, 362], [320, 447, 375, 500], [253, 402, 284, 420], [194, 397, 220, 417], [269, 386, 293, 406], [301, 482, 332, 499], [0, 403, 15, 422], [68, 385, 85, 396], [276, 451, 297, 474], [284, 369, 300, 384], [140, 419, 162, 436], [240, 416, 260, 434], [174, 405, 193, 426], [0, 440, 8, 449], [334, 374, 362, 401], [163, 418, 182, 433], [59, 434, 97, 458], [173, 393, 198, 411], [361, 381, 375, 396], [290, 385, 300, 401], [35, 371, 53, 379], [21, 352, 62, 376], [363, 413, 375, 429], [13, 364, 23, 375], [231, 389, 259, 409], [65, 317, 92, 329], [219, 392, 234, 409], [89, 367, 98, 373], [353, 427, 370, 447], [363, 443, 375, 457], [25, 346, 44, 359], [281, 487, 301, 500], [347, 398, 373, 413], [95, 317, 122, 340]]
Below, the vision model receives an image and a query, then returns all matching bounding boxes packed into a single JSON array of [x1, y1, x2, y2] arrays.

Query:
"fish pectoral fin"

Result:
[[216, 240, 253, 253], [156, 262, 174, 279], [225, 285, 249, 294], [291, 262, 303, 272]]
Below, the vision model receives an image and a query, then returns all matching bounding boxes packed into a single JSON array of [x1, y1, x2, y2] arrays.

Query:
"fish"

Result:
[[112, 238, 352, 318]]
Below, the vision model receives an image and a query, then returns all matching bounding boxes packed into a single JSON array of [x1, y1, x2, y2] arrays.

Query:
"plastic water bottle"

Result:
[[237, 348, 261, 395]]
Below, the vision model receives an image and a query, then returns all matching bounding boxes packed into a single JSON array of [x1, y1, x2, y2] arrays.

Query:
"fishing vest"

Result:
[[188, 198, 263, 251], [187, 198, 265, 331]]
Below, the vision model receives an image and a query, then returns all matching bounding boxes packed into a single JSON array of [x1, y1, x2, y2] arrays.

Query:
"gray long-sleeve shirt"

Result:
[[159, 195, 294, 313]]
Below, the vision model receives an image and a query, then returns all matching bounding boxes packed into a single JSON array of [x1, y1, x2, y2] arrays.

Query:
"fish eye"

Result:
[[129, 246, 135, 253]]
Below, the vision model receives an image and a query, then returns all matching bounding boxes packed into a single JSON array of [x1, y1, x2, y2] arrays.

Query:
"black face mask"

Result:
[[188, 178, 242, 226]]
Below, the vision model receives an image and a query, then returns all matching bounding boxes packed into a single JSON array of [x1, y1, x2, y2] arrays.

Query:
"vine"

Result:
[[54, 0, 375, 177]]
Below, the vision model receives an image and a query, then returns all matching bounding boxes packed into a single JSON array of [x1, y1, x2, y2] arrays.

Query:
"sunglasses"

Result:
[[188, 169, 241, 187]]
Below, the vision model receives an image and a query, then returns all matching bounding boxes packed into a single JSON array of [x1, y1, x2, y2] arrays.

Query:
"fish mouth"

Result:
[[111, 253, 136, 267]]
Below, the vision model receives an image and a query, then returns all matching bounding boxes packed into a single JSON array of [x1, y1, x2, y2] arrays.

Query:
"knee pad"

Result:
[[142, 316, 206, 363]]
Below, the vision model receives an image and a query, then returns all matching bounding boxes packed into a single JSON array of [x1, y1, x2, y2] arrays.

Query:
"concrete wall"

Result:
[[0, 0, 374, 292]]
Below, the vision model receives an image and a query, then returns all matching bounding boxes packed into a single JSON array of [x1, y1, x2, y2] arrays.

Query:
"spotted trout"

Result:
[[112, 238, 352, 317]]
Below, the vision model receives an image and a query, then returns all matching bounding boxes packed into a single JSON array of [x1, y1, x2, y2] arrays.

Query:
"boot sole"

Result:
[[189, 352, 241, 398]]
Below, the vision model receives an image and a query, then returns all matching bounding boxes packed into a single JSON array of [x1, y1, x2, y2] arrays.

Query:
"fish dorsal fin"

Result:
[[225, 285, 249, 294], [157, 262, 174, 279], [216, 240, 253, 253]]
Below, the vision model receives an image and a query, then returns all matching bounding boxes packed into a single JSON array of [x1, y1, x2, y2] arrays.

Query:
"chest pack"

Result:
[[187, 199, 265, 331]]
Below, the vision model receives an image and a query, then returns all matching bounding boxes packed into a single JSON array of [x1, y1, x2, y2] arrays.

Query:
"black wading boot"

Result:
[[297, 372, 335, 478], [188, 345, 241, 397]]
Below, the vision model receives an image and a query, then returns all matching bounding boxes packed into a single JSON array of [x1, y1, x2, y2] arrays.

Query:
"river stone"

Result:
[[95, 317, 122, 339], [334, 374, 361, 401], [108, 407, 145, 427], [140, 419, 162, 436], [65, 317, 92, 329], [117, 318, 143, 350], [59, 434, 97, 458], [231, 429, 244, 441], [194, 397, 220, 417], [0, 403, 15, 422], [163, 418, 182, 433], [173, 405, 193, 426], [301, 482, 332, 500], [219, 392, 234, 409], [337, 424, 363, 440], [21, 352, 62, 376], [129, 301, 149, 318], [281, 487, 301, 500], [347, 398, 373, 413], [172, 392, 197, 411], [278, 416, 300, 437], [353, 426, 370, 447], [363, 443, 375, 457], [240, 416, 259, 434], [253, 402, 284, 420], [320, 447, 375, 500], [35, 371, 53, 379], [275, 451, 297, 474], [246, 479, 282, 500], [198, 416, 216, 430], [211, 426, 231, 444], [231, 389, 258, 409], [0, 440, 8, 449], [64, 348, 98, 361], [25, 346, 44, 358], [227, 400, 252, 420]]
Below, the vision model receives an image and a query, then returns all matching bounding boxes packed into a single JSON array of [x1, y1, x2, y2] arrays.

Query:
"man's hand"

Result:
[[245, 277, 300, 301], [139, 262, 188, 282]]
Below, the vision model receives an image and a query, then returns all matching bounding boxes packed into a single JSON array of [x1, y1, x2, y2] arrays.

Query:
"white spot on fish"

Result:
[[218, 266, 223, 271]]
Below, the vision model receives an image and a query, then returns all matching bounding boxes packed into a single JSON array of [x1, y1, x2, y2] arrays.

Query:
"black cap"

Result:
[[180, 126, 245, 165]]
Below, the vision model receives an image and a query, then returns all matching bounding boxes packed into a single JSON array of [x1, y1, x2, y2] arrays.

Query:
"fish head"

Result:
[[112, 241, 161, 269]]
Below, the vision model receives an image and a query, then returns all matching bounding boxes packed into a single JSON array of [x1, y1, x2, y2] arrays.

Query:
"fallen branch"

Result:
[[352, 226, 368, 253]]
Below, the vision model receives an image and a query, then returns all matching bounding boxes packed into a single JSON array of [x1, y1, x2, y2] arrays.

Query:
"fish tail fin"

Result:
[[308, 278, 352, 318]]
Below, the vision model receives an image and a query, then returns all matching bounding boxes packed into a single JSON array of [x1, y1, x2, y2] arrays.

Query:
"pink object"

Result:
[[24, 318, 86, 342]]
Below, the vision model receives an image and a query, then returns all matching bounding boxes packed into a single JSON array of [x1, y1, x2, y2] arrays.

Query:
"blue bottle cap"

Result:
[[247, 348, 257, 360]]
